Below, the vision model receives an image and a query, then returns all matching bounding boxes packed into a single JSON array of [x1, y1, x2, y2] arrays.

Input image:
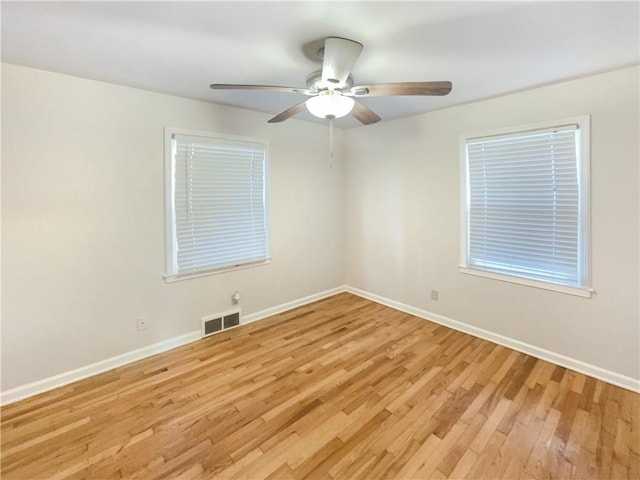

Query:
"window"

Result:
[[460, 116, 591, 297], [164, 128, 270, 281]]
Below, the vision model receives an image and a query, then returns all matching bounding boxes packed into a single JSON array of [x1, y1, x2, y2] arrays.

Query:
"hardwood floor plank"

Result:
[[436, 412, 486, 476], [1, 293, 638, 479], [466, 429, 507, 479], [394, 433, 442, 479], [448, 447, 479, 479]]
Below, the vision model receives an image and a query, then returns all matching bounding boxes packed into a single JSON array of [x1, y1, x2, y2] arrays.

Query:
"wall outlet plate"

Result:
[[136, 316, 147, 331]]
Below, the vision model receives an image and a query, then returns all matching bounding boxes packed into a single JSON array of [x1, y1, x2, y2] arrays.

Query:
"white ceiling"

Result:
[[2, 1, 639, 128]]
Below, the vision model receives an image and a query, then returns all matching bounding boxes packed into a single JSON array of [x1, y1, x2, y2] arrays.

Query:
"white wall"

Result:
[[344, 66, 640, 382], [1, 64, 345, 391], [3, 63, 639, 395]]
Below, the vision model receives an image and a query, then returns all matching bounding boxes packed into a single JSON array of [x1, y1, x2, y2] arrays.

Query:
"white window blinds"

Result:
[[464, 123, 588, 289], [166, 131, 269, 278]]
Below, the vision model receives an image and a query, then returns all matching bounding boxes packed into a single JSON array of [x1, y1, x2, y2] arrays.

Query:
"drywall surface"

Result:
[[3, 63, 639, 393], [1, 64, 345, 390], [344, 66, 640, 381]]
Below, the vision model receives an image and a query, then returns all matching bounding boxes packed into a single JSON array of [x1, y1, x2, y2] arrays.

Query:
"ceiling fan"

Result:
[[210, 37, 452, 125]]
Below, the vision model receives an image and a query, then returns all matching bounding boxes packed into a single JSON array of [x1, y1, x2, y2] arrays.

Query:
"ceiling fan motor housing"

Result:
[[306, 70, 354, 92]]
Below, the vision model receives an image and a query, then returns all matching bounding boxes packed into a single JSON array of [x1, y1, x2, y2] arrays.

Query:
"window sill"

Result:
[[458, 266, 592, 298], [164, 258, 271, 283]]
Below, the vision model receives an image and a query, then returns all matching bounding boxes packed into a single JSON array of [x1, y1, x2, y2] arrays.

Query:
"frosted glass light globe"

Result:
[[306, 90, 355, 119]]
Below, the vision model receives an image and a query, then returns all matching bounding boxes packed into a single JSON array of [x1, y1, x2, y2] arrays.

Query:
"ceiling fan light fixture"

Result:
[[211, 37, 451, 125], [305, 90, 355, 119]]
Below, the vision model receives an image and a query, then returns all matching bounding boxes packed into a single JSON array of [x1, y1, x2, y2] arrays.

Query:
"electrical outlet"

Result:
[[431, 290, 439, 301], [137, 316, 147, 331]]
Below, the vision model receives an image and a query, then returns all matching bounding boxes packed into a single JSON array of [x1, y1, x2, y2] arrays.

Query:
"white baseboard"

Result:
[[3, 284, 637, 405], [0, 285, 347, 406], [345, 286, 640, 393], [0, 331, 202, 406], [242, 286, 347, 324]]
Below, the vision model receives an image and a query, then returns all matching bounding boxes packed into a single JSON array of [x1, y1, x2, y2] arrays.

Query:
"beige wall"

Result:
[[1, 64, 345, 390], [344, 66, 640, 381]]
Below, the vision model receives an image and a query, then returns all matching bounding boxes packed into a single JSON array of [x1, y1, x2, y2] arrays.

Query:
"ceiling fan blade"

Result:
[[350, 81, 452, 97], [321, 37, 363, 87], [352, 100, 381, 125], [210, 84, 313, 95], [267, 101, 308, 123]]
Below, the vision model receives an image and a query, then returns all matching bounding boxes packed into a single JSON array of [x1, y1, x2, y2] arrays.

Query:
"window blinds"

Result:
[[168, 133, 269, 276], [465, 125, 585, 287]]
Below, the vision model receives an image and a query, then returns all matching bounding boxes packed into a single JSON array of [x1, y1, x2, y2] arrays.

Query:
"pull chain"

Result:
[[329, 118, 334, 168]]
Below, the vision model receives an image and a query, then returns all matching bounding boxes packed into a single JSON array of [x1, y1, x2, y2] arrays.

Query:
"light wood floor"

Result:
[[1, 293, 639, 479]]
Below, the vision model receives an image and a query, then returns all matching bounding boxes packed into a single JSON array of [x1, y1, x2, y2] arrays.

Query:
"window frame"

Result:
[[459, 116, 592, 298], [163, 127, 271, 282]]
